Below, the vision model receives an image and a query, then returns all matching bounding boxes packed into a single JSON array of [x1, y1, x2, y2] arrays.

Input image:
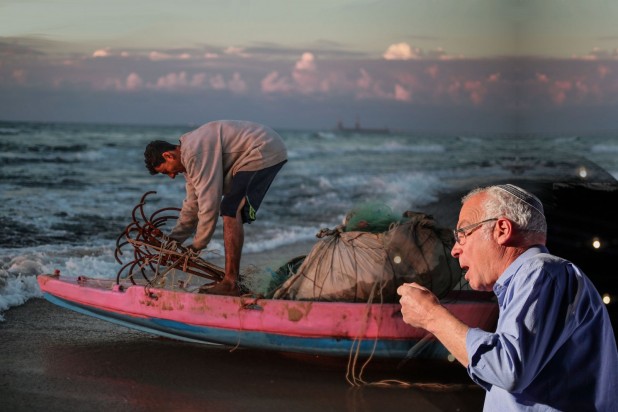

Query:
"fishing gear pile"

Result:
[[114, 191, 224, 286], [273, 202, 462, 302]]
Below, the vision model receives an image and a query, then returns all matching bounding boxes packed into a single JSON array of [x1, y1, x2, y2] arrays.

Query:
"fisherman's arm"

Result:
[[397, 283, 470, 366], [185, 150, 223, 250], [169, 180, 199, 244]]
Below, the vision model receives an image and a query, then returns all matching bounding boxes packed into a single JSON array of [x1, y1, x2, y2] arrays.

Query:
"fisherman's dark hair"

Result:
[[144, 140, 177, 175]]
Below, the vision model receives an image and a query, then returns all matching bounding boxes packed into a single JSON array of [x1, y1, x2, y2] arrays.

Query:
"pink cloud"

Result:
[[383, 42, 419, 60], [209, 74, 226, 90], [394, 84, 411, 102], [12, 69, 26, 84], [293, 53, 319, 94], [92, 49, 111, 58], [598, 64, 610, 79], [447, 79, 462, 100], [295, 52, 316, 71], [550, 80, 572, 105], [354, 69, 391, 100], [261, 71, 293, 94], [224, 46, 250, 58], [425, 65, 439, 79], [125, 73, 143, 91], [154, 71, 188, 89], [151, 71, 210, 90], [465, 80, 486, 105], [572, 47, 618, 61], [148, 51, 192, 61], [11, 35, 618, 112], [100, 72, 143, 91], [228, 72, 247, 94], [356, 68, 373, 90]]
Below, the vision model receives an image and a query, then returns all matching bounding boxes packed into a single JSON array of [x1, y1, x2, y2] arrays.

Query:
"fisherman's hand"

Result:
[[186, 244, 202, 257], [397, 283, 441, 330], [152, 235, 179, 251]]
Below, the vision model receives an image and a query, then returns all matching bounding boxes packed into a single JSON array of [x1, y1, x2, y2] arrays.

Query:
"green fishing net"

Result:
[[343, 201, 404, 233]]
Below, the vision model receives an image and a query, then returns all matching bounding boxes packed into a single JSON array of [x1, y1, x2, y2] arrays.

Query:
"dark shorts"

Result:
[[220, 160, 286, 223]]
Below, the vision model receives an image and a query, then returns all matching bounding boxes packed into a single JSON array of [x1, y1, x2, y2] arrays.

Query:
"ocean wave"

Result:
[[0, 229, 315, 319], [0, 244, 119, 320], [243, 226, 318, 253], [0, 127, 20, 135], [0, 275, 42, 321], [3, 148, 105, 162], [0, 156, 82, 165], [25, 144, 89, 153], [552, 136, 581, 145], [591, 144, 618, 153], [286, 142, 444, 159], [378, 141, 444, 153]]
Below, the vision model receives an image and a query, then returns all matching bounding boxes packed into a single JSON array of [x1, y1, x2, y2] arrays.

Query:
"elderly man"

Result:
[[398, 184, 618, 411], [144, 120, 287, 295]]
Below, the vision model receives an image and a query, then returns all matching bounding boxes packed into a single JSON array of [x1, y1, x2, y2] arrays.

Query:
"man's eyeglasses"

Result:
[[453, 218, 498, 245]]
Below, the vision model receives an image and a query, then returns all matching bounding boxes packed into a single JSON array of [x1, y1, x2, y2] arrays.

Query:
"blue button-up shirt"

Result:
[[466, 246, 618, 411]]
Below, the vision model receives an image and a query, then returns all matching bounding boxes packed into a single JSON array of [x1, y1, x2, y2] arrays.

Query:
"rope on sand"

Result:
[[344, 278, 468, 391]]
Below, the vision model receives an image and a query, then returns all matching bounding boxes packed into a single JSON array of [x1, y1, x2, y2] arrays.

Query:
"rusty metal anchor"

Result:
[[114, 191, 224, 285]]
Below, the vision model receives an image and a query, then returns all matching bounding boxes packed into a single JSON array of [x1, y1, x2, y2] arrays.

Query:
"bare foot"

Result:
[[199, 280, 240, 296]]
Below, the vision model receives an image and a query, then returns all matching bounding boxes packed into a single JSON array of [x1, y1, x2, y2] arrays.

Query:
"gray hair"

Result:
[[463, 185, 547, 238]]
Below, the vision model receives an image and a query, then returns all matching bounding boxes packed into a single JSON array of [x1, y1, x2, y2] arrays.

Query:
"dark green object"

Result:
[[343, 201, 403, 233]]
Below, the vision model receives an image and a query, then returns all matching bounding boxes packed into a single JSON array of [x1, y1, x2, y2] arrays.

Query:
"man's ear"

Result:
[[162, 151, 175, 161], [495, 218, 513, 246]]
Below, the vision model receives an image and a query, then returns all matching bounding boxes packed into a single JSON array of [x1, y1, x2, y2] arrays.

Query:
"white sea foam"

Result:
[[286, 142, 445, 159], [243, 226, 318, 253], [0, 228, 317, 320], [0, 275, 42, 321], [378, 173, 450, 211], [591, 144, 618, 153], [378, 141, 444, 153], [0, 244, 119, 320]]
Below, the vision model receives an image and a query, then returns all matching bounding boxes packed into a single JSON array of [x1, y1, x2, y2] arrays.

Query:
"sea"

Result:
[[1, 121, 618, 320]]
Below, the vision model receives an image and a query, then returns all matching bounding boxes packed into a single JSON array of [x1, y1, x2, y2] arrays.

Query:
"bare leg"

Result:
[[223, 212, 243, 284], [206, 201, 244, 295]]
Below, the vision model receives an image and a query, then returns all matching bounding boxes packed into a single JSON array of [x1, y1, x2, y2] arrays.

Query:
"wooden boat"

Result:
[[37, 273, 498, 359]]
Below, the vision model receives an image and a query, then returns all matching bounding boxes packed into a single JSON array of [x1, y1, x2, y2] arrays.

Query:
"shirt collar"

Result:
[[492, 245, 549, 302]]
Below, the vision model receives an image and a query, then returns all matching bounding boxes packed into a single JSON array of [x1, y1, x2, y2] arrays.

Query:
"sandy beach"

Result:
[[0, 295, 485, 412]]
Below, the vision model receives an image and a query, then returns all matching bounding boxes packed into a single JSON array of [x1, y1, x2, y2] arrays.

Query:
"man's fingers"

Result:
[[397, 282, 429, 296]]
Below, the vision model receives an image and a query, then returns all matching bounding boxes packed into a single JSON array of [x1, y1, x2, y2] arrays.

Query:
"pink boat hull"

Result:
[[37, 274, 498, 359]]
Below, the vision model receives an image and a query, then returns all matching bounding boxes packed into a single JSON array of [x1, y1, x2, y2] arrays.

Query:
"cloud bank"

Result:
[[2, 39, 618, 131]]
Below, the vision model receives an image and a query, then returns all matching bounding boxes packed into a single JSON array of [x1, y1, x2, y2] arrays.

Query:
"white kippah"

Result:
[[495, 184, 545, 217]]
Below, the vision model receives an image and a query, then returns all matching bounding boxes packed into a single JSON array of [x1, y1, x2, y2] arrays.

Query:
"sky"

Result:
[[2, 0, 618, 132]]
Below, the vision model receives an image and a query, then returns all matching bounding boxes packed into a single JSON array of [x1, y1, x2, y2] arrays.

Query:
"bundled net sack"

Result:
[[272, 229, 393, 301], [272, 209, 461, 302], [384, 211, 462, 299]]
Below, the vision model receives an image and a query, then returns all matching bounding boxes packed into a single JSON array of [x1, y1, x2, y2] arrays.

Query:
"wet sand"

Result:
[[0, 298, 485, 412]]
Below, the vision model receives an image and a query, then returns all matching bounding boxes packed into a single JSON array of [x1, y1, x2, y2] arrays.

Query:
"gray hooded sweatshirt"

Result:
[[169, 120, 287, 249]]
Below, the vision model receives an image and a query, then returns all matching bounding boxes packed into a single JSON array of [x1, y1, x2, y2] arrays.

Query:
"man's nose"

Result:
[[451, 243, 461, 258]]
